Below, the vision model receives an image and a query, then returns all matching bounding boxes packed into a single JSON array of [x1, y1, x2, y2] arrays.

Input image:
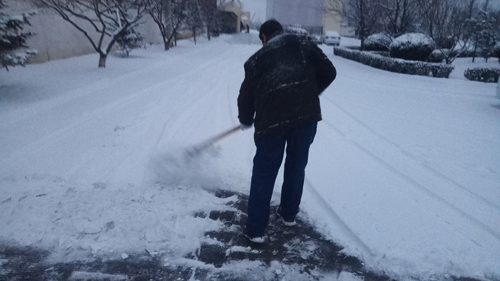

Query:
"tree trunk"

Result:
[[98, 54, 107, 68], [472, 42, 477, 63], [163, 38, 170, 51]]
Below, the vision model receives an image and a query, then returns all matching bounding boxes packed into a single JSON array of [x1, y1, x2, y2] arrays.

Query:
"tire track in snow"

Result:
[[83, 44, 240, 185], [92, 46, 236, 183], [152, 49, 231, 149], [2, 44, 231, 181], [319, 101, 500, 241], [154, 49, 242, 148], [2, 47, 212, 162], [0, 46, 211, 132], [347, 140, 500, 241], [304, 177, 376, 261], [322, 95, 498, 211]]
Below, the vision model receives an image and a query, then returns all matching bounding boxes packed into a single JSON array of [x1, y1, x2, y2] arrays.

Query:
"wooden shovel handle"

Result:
[[195, 125, 241, 151]]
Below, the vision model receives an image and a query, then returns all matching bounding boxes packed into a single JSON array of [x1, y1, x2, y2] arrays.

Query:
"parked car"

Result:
[[497, 78, 500, 99], [284, 26, 320, 45], [307, 36, 321, 45], [322, 31, 341, 46], [285, 26, 308, 36]]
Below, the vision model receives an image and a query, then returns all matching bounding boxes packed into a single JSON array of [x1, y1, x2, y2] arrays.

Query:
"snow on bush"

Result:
[[0, 9, 37, 70], [364, 33, 393, 51], [493, 42, 500, 62], [335, 47, 454, 78], [390, 33, 435, 62], [428, 49, 446, 63], [116, 28, 143, 57], [285, 26, 308, 35], [464, 67, 500, 83]]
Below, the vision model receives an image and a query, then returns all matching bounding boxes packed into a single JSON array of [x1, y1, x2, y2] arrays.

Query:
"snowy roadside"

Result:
[[1, 33, 499, 281]]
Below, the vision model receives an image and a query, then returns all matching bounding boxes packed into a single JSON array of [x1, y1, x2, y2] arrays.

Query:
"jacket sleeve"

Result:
[[237, 62, 255, 126], [313, 45, 336, 95]]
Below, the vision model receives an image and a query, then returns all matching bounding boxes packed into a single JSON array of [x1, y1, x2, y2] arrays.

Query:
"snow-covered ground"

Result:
[[1, 33, 499, 281]]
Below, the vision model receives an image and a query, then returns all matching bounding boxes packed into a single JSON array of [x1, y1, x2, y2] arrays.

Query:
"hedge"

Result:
[[334, 47, 454, 78], [390, 33, 435, 62], [364, 33, 393, 51], [464, 68, 500, 83]]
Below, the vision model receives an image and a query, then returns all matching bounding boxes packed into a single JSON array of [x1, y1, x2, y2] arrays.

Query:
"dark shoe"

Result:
[[244, 233, 266, 244], [276, 208, 296, 227]]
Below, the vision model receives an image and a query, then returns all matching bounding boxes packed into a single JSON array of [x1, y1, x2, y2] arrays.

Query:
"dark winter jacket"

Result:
[[238, 33, 336, 140]]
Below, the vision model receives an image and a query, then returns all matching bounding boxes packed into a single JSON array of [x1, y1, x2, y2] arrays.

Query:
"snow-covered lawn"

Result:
[[1, 33, 499, 280]]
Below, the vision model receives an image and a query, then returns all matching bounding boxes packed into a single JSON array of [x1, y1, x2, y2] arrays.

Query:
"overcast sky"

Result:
[[240, 0, 500, 24], [240, 0, 267, 23]]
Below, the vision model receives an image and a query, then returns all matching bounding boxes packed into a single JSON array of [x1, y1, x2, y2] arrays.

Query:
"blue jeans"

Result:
[[245, 122, 317, 237]]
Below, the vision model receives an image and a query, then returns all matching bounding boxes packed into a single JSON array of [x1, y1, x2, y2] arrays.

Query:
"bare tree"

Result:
[[343, 0, 384, 49], [416, 0, 465, 47], [184, 0, 202, 44], [416, 0, 475, 64], [482, 0, 490, 10], [145, 0, 188, 50], [465, 0, 478, 18], [467, 10, 498, 62], [198, 0, 217, 40], [34, 0, 147, 68], [377, 0, 417, 36]]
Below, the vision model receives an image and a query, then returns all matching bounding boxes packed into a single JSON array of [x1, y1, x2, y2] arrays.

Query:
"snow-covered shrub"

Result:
[[371, 51, 390, 57], [364, 33, 393, 51], [116, 29, 143, 57], [334, 47, 454, 78], [428, 49, 445, 63], [285, 26, 308, 35], [464, 68, 500, 83], [493, 42, 500, 62], [390, 33, 435, 62], [0, 6, 37, 70], [430, 64, 454, 78]]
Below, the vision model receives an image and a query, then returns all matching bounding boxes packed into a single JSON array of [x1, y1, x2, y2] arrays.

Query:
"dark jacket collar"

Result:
[[267, 31, 283, 42]]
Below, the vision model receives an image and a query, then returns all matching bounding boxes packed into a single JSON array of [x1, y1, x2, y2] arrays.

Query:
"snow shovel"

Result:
[[186, 125, 240, 157]]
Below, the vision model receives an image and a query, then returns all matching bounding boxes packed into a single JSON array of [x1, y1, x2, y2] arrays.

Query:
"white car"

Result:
[[284, 26, 320, 44], [285, 26, 308, 36], [322, 31, 341, 46]]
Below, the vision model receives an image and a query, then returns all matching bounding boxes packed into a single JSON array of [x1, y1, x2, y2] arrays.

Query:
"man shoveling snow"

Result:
[[237, 20, 337, 243]]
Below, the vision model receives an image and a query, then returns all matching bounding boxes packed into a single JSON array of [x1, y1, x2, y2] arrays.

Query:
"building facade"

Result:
[[219, 1, 251, 33], [266, 0, 342, 34], [322, 0, 342, 33]]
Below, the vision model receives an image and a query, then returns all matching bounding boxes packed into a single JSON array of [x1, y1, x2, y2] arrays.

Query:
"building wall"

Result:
[[322, 0, 342, 33], [266, 0, 322, 27], [219, 2, 251, 33], [220, 3, 243, 33], [5, 0, 163, 64], [266, 0, 342, 34]]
